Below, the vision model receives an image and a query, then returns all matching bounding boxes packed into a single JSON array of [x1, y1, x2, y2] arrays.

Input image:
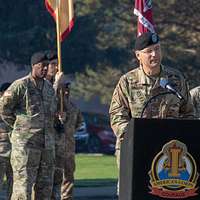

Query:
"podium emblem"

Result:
[[149, 140, 199, 199]]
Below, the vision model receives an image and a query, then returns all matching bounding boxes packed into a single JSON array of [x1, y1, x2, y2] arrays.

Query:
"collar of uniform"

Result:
[[137, 66, 156, 85], [29, 73, 35, 83], [28, 73, 38, 87], [138, 65, 167, 88], [159, 64, 169, 82], [153, 64, 169, 89], [138, 67, 148, 85], [29, 73, 44, 90]]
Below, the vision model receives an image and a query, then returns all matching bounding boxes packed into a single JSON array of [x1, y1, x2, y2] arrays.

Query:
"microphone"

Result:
[[160, 78, 184, 100]]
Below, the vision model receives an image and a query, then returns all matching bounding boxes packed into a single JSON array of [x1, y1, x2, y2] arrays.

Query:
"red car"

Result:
[[83, 112, 116, 154]]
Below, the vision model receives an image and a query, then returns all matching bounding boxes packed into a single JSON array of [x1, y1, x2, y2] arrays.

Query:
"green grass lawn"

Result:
[[75, 154, 118, 187], [3, 154, 118, 188]]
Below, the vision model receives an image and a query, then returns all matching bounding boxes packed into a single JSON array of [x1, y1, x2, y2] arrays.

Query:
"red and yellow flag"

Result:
[[45, 0, 74, 41]]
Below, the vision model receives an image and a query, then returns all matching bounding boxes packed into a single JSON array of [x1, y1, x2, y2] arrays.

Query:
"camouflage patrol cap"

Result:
[[31, 52, 48, 66], [135, 32, 159, 51]]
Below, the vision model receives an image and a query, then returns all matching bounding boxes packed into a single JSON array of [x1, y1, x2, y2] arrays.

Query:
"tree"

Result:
[[1, 0, 200, 98], [72, 65, 122, 104], [73, 0, 200, 104]]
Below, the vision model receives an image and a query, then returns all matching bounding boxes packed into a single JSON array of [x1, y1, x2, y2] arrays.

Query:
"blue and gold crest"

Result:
[[149, 140, 199, 199]]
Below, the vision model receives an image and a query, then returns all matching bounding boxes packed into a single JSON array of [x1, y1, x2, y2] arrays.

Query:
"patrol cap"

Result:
[[135, 32, 159, 51], [31, 52, 48, 66], [46, 51, 58, 61]]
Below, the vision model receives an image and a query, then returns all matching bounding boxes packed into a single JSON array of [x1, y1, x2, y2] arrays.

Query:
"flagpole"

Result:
[[56, 0, 64, 113], [56, 0, 62, 72]]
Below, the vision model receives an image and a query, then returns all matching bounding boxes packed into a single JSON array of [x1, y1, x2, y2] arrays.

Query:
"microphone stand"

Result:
[[140, 91, 172, 118]]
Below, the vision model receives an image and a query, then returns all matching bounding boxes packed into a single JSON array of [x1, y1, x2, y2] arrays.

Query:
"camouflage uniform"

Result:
[[50, 80, 66, 200], [51, 129, 66, 200], [190, 86, 200, 118], [61, 99, 83, 200], [0, 97, 12, 199], [0, 74, 57, 200], [109, 65, 194, 168]]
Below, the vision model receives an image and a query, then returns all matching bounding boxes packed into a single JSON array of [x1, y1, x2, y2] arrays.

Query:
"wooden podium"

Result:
[[119, 118, 200, 200]]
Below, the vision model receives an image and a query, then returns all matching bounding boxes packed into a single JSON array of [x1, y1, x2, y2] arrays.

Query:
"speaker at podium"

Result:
[[119, 118, 200, 200]]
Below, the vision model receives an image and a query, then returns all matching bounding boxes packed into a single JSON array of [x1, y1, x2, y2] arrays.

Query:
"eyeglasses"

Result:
[[140, 45, 161, 54]]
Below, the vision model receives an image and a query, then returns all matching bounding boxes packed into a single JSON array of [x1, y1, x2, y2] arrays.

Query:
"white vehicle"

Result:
[[74, 122, 89, 152]]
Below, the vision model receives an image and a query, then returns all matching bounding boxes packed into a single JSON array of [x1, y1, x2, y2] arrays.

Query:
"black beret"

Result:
[[0, 82, 11, 92], [46, 51, 58, 61], [135, 32, 159, 51], [31, 52, 48, 65]]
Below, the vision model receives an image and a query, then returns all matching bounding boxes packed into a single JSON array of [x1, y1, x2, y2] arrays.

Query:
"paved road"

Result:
[[74, 186, 117, 200], [0, 185, 117, 200]]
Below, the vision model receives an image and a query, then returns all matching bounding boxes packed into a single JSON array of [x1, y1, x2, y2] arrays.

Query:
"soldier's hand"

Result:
[[119, 133, 125, 142], [55, 72, 65, 86], [58, 112, 67, 123]]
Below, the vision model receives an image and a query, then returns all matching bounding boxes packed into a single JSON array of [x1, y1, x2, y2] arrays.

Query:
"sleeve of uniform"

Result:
[[109, 76, 131, 138], [179, 78, 195, 119], [0, 81, 23, 129], [189, 87, 199, 118]]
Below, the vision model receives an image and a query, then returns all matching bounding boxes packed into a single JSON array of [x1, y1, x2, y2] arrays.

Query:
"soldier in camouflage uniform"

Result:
[[46, 52, 83, 200], [45, 51, 66, 200], [109, 32, 194, 192], [0, 52, 57, 200], [46, 51, 58, 85], [190, 86, 200, 118], [61, 82, 83, 200], [0, 82, 12, 199]]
